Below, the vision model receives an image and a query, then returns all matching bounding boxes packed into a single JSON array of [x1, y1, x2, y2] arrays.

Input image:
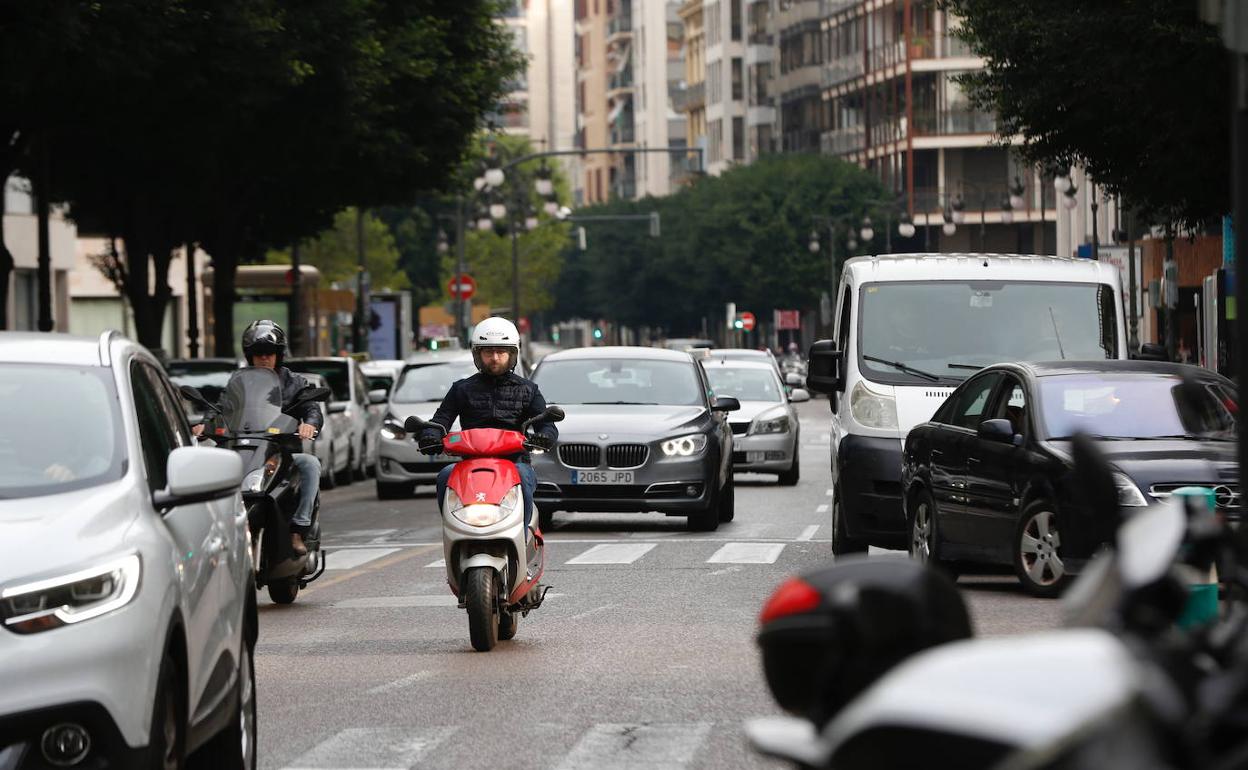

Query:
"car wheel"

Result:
[[537, 506, 555, 530], [352, 442, 367, 481], [1013, 500, 1068, 598], [376, 480, 411, 500], [267, 580, 299, 605], [777, 452, 800, 486], [909, 489, 958, 580], [717, 469, 735, 522], [321, 445, 338, 490], [687, 482, 720, 532], [145, 649, 186, 770], [831, 484, 868, 556], [335, 447, 354, 486], [190, 638, 256, 770]]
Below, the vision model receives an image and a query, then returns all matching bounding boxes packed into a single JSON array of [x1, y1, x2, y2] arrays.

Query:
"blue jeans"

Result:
[[291, 453, 321, 530], [437, 461, 537, 528]]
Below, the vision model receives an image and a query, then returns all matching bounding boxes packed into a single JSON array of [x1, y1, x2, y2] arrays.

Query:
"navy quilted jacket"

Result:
[[423, 371, 557, 458]]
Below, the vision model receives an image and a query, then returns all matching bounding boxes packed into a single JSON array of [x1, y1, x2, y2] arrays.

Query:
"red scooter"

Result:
[[405, 407, 564, 651]]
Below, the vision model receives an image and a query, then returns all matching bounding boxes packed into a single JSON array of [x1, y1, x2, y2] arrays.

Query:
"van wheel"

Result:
[[191, 639, 256, 769], [831, 484, 868, 556], [146, 650, 186, 770], [1013, 501, 1068, 598]]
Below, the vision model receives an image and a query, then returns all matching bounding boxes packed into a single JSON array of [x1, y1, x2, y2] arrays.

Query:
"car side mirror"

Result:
[[805, 340, 843, 395], [1133, 342, 1168, 361], [327, 402, 348, 414], [153, 447, 242, 510], [789, 388, 811, 403], [367, 388, 388, 405], [978, 418, 1020, 445], [711, 396, 741, 412]]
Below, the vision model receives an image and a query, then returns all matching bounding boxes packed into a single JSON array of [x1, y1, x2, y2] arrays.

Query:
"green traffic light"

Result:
[[593, 329, 603, 339]]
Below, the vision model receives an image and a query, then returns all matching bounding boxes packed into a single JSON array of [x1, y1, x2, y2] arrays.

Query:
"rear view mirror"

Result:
[[1133, 342, 1168, 361], [977, 418, 1019, 445], [404, 415, 445, 435], [544, 405, 566, 422], [789, 388, 811, 403], [805, 340, 843, 394], [711, 396, 741, 412], [367, 388, 388, 405]]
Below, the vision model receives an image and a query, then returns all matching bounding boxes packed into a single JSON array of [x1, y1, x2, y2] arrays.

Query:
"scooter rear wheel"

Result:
[[464, 567, 499, 651]]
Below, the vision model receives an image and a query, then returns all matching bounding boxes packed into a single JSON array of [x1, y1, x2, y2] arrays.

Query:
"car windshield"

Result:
[[534, 358, 704, 406], [287, 361, 349, 401], [392, 362, 477, 403], [859, 281, 1118, 384], [1040, 374, 1237, 440], [704, 365, 783, 403], [0, 364, 126, 499]]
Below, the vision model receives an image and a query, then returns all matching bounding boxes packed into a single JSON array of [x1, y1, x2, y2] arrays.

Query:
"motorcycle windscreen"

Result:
[[444, 428, 526, 457], [221, 368, 299, 434]]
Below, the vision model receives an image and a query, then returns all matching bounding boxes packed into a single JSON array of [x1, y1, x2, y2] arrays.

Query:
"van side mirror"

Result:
[[805, 340, 843, 395], [1133, 342, 1168, 361]]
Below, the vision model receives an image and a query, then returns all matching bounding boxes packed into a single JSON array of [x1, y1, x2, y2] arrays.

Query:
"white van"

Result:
[[805, 254, 1128, 554]]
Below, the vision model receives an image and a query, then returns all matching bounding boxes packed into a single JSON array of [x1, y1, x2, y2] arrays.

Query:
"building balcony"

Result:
[[748, 31, 773, 46], [820, 0, 859, 14], [912, 107, 996, 136], [610, 119, 636, 145], [867, 39, 906, 72], [608, 68, 635, 94], [681, 81, 706, 111], [607, 13, 633, 41], [820, 125, 865, 156], [821, 54, 864, 88], [614, 175, 637, 200]]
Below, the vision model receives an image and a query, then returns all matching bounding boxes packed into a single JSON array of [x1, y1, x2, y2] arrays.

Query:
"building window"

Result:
[[13, 269, 36, 331], [706, 2, 721, 46], [730, 0, 742, 41], [732, 116, 744, 160], [709, 118, 723, 163], [731, 57, 743, 101], [708, 61, 722, 104]]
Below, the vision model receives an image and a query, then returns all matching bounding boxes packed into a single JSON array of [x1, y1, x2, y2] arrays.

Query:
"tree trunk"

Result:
[[0, 183, 12, 330], [211, 250, 239, 357]]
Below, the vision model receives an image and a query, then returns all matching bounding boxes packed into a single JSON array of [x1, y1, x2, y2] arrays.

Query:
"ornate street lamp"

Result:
[[859, 216, 874, 243], [897, 213, 916, 239]]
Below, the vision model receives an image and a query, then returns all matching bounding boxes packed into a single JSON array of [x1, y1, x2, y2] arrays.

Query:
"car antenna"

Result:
[[1048, 306, 1066, 360]]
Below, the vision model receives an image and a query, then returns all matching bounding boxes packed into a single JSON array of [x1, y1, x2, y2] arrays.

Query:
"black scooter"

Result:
[[181, 367, 330, 604]]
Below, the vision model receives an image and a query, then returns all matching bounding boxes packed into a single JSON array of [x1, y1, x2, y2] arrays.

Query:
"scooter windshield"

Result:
[[220, 368, 298, 434]]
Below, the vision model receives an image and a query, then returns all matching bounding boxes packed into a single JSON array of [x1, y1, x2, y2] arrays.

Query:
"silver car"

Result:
[[701, 358, 808, 485], [297, 372, 352, 488], [374, 358, 477, 499], [530, 346, 740, 531], [287, 357, 387, 482], [0, 332, 255, 768]]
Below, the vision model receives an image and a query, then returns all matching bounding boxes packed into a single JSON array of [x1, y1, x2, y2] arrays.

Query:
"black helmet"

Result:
[[241, 320, 287, 364]]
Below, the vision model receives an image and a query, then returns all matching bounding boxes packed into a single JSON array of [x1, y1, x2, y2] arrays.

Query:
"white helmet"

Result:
[[471, 317, 521, 373]]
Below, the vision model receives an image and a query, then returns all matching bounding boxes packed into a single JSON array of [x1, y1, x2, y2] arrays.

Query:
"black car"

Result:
[[902, 360, 1237, 597]]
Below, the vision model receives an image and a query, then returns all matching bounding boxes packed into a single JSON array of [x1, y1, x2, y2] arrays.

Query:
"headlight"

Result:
[[850, 381, 898, 430], [662, 434, 708, 457], [380, 419, 407, 441], [2, 554, 141, 634], [453, 504, 507, 527], [752, 415, 790, 434], [499, 485, 522, 518], [1113, 472, 1148, 507]]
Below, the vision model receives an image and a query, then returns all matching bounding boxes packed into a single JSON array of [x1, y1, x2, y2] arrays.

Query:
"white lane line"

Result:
[[569, 605, 611, 621], [425, 558, 446, 568], [368, 528, 399, 543], [815, 504, 829, 513], [555, 723, 712, 770], [325, 548, 400, 570], [333, 595, 459, 608], [281, 726, 457, 769], [326, 537, 836, 549], [797, 525, 820, 541], [565, 543, 656, 565], [706, 543, 785, 564], [365, 671, 431, 696]]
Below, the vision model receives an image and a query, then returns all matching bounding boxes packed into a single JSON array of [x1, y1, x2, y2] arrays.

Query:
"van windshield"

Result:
[[858, 281, 1118, 385]]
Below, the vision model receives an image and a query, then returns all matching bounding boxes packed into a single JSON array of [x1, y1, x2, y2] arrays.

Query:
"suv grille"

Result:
[[729, 422, 750, 435], [606, 443, 649, 468], [559, 443, 601, 469]]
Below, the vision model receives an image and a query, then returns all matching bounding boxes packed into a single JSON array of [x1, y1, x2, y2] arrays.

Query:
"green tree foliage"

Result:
[[553, 154, 890, 334], [943, 0, 1230, 226], [266, 209, 410, 291]]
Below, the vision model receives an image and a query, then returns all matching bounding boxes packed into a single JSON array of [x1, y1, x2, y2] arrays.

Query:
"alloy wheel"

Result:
[[1019, 509, 1065, 586], [910, 501, 932, 565]]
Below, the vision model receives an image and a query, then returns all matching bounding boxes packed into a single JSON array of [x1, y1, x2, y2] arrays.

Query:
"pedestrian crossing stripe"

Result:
[[706, 542, 785, 564], [280, 726, 457, 769], [565, 542, 656, 565]]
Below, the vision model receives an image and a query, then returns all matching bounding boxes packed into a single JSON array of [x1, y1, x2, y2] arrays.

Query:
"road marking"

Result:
[[309, 545, 441, 592], [797, 525, 820, 541], [706, 543, 785, 564], [569, 605, 611, 621], [368, 529, 399, 543], [425, 558, 445, 568], [555, 722, 712, 770], [325, 548, 400, 570], [333, 595, 459, 608], [365, 671, 431, 696], [565, 543, 656, 565], [281, 726, 456, 769], [815, 504, 829, 513]]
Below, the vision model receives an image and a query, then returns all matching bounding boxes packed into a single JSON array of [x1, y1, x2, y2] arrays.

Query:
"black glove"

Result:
[[418, 433, 443, 455], [528, 434, 554, 451]]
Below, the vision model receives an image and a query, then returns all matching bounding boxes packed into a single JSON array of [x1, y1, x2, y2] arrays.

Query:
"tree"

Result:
[[943, 0, 1230, 226], [266, 208, 411, 291]]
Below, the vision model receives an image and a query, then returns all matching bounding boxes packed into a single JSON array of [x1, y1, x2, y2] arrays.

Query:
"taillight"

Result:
[[759, 577, 821, 625]]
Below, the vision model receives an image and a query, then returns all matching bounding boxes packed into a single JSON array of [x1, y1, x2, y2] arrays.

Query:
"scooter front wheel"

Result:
[[464, 567, 499, 651]]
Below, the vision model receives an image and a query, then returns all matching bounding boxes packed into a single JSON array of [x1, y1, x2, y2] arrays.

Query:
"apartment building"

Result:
[[574, 0, 612, 204], [2, 177, 75, 332]]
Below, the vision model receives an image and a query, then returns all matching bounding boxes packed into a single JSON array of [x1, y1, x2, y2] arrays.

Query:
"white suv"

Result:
[[0, 332, 256, 769]]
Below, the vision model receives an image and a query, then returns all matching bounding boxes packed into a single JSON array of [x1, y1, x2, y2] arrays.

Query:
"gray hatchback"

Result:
[[530, 346, 739, 531]]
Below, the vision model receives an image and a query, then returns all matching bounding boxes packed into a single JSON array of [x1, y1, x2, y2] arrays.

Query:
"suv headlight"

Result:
[[850, 381, 898, 430], [380, 418, 407, 441], [752, 415, 790, 434], [661, 434, 708, 457], [1113, 472, 1149, 507], [2, 554, 142, 634]]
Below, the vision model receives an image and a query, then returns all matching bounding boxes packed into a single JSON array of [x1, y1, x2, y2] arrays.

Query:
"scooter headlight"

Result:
[[453, 504, 507, 527], [2, 554, 141, 634], [499, 485, 522, 517]]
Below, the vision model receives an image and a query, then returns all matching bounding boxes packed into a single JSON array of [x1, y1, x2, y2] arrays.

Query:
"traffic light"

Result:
[[430, 339, 439, 350], [733, 318, 744, 330], [593, 328, 604, 340]]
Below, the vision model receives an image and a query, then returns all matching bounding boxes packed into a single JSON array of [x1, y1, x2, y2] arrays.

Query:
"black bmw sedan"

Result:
[[902, 360, 1237, 597]]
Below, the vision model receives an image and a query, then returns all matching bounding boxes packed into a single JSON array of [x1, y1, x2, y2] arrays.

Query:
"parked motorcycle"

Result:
[[181, 368, 331, 604], [747, 435, 1248, 770], [404, 406, 564, 651]]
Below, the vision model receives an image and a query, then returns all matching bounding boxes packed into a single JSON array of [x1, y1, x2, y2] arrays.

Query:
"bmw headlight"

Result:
[[752, 415, 791, 434], [850, 381, 898, 430], [661, 434, 708, 457], [380, 418, 407, 441], [2, 554, 141, 634], [1113, 472, 1149, 507]]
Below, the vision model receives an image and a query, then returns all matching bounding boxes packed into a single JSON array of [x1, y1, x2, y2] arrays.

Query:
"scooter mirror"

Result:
[[404, 415, 444, 435], [179, 385, 218, 412], [1117, 498, 1185, 589], [293, 386, 332, 405], [544, 405, 566, 422]]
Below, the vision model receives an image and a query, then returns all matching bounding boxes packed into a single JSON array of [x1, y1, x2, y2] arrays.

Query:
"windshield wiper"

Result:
[[581, 401, 660, 405], [947, 363, 984, 371], [1047, 434, 1137, 441], [862, 355, 942, 382]]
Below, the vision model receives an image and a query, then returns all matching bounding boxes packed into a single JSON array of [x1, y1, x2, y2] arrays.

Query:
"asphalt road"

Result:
[[253, 399, 1061, 769]]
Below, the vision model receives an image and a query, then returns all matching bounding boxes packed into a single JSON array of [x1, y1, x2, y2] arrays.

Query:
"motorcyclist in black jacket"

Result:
[[194, 320, 323, 555], [420, 317, 557, 532]]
